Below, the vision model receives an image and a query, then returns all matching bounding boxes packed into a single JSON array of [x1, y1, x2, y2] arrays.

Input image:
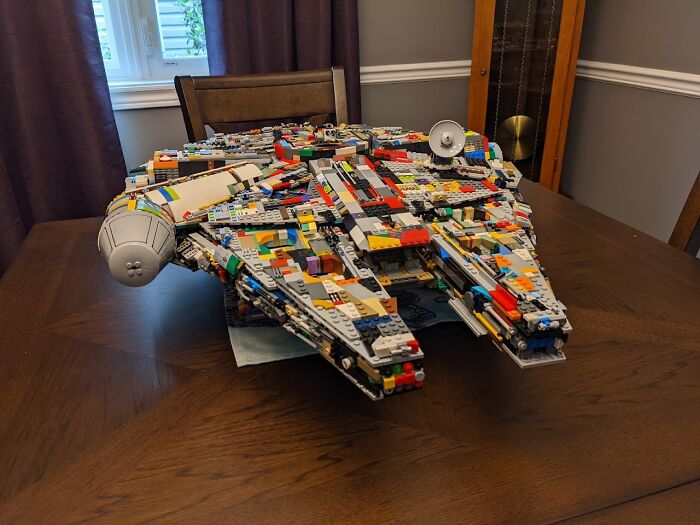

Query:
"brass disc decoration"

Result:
[[496, 115, 535, 161], [484, 0, 563, 180]]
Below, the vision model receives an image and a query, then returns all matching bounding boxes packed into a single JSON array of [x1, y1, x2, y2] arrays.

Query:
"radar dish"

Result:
[[428, 120, 466, 158]]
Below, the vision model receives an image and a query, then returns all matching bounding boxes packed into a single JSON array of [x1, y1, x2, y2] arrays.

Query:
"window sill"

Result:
[[109, 80, 180, 111]]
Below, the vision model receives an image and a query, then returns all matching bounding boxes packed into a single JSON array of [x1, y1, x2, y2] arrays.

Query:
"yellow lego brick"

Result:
[[285, 304, 298, 317], [467, 235, 482, 248], [302, 273, 322, 283], [321, 338, 332, 355], [383, 376, 396, 390], [337, 191, 355, 203], [357, 357, 381, 382], [312, 299, 335, 309], [417, 272, 433, 283], [367, 235, 402, 251], [255, 231, 274, 244], [475, 311, 502, 341], [363, 297, 388, 316], [297, 230, 311, 249], [298, 214, 315, 224]]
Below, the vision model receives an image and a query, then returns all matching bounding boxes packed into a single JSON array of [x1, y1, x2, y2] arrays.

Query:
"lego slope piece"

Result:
[[98, 121, 571, 400]]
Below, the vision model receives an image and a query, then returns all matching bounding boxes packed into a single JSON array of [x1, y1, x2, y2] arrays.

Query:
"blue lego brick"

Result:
[[471, 285, 492, 301], [465, 151, 485, 159], [527, 337, 555, 350]]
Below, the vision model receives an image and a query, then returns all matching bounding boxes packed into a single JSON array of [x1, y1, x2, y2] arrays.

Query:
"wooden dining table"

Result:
[[1, 179, 699, 523]]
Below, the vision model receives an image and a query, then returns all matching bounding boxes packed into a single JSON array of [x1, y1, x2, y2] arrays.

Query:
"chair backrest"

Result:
[[174, 68, 348, 142], [669, 171, 700, 255]]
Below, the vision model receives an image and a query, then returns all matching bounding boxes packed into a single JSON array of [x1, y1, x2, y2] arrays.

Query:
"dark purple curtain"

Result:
[[202, 0, 361, 123], [0, 0, 125, 275]]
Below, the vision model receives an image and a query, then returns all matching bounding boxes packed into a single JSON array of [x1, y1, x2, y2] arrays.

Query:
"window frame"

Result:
[[132, 0, 209, 81], [95, 0, 209, 109]]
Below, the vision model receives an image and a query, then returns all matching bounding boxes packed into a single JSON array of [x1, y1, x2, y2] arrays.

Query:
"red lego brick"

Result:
[[316, 184, 333, 206], [400, 228, 431, 246], [491, 285, 517, 311], [281, 196, 303, 205], [274, 143, 286, 160], [385, 197, 404, 209], [383, 177, 405, 197], [482, 179, 499, 192], [343, 182, 358, 199]]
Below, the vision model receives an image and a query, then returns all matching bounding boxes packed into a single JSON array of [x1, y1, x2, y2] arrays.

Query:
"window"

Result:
[[93, 0, 208, 84]]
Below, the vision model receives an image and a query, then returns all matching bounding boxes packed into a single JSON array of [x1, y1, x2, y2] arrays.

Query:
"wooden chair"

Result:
[[174, 68, 348, 142], [669, 171, 700, 255]]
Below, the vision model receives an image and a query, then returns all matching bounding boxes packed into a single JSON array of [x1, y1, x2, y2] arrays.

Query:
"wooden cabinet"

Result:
[[467, 0, 585, 191]]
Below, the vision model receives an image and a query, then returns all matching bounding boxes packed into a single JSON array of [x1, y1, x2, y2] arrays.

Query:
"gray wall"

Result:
[[560, 0, 700, 248], [115, 0, 473, 169], [560, 81, 700, 242], [357, 0, 473, 66], [362, 79, 469, 132], [114, 107, 189, 169], [578, 0, 700, 74], [357, 0, 472, 133]]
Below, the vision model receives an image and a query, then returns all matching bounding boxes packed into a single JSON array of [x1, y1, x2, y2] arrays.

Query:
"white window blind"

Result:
[[156, 0, 207, 59]]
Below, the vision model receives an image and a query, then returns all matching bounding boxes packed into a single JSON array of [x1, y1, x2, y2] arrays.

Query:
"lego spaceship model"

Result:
[[98, 121, 572, 400]]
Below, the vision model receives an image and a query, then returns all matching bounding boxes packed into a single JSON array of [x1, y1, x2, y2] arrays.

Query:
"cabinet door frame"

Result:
[[467, 0, 586, 191]]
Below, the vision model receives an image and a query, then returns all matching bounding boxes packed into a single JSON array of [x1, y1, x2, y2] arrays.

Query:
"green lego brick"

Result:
[[226, 254, 241, 275]]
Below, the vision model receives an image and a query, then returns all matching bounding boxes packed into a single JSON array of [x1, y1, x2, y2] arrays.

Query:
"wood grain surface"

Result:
[[1, 180, 699, 524]]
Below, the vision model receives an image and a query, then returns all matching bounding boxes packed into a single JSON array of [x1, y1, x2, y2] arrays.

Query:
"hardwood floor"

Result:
[[1, 180, 699, 523]]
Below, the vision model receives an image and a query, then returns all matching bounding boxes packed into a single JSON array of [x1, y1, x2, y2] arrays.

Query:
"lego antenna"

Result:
[[428, 120, 466, 159]]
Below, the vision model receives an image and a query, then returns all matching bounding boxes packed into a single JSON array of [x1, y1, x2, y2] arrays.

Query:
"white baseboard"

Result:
[[576, 60, 700, 98], [359, 60, 471, 85]]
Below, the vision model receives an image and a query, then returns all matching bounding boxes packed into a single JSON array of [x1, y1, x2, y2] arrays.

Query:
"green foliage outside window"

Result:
[[175, 0, 206, 56], [100, 42, 112, 61]]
